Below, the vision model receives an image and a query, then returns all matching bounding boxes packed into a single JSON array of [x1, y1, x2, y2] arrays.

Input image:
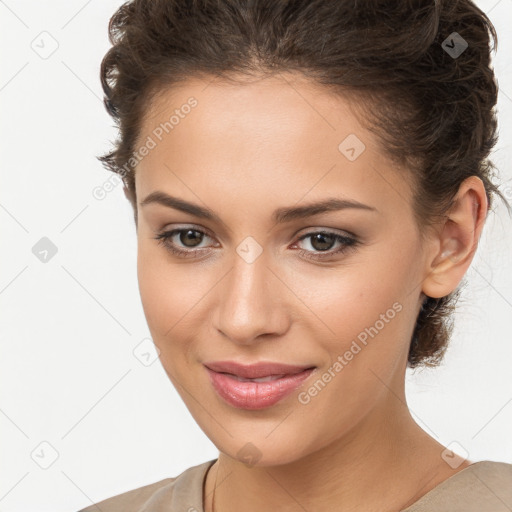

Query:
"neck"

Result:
[[204, 391, 470, 512]]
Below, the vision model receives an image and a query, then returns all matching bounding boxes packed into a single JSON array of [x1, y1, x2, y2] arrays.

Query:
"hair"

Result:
[[98, 0, 510, 368]]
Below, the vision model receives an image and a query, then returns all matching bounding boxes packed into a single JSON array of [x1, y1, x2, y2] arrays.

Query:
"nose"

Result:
[[213, 248, 290, 345]]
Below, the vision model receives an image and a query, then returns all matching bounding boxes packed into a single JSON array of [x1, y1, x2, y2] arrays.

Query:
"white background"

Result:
[[0, 1, 511, 511]]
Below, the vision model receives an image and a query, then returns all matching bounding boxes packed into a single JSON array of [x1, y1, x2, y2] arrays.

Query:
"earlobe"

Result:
[[421, 177, 488, 299]]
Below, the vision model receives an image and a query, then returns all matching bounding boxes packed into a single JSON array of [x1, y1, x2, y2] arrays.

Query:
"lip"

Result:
[[204, 361, 316, 410], [203, 360, 314, 379]]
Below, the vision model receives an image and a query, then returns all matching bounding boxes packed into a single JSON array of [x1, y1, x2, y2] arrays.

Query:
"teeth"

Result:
[[229, 374, 287, 382]]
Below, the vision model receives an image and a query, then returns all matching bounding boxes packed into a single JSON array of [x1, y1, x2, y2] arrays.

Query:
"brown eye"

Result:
[[154, 227, 215, 258], [294, 230, 360, 261], [180, 229, 204, 247], [308, 232, 336, 251]]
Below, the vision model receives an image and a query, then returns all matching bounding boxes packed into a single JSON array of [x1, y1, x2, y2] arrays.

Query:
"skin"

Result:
[[133, 72, 487, 512]]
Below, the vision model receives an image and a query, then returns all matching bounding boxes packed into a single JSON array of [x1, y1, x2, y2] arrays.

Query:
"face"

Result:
[[134, 73, 431, 466]]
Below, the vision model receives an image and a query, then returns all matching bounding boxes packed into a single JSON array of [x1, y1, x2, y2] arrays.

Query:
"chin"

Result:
[[206, 427, 314, 468]]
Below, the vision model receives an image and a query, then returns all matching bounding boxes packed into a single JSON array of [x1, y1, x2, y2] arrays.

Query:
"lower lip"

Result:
[[205, 367, 316, 410]]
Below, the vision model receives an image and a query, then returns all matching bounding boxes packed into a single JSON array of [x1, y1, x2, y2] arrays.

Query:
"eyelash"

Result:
[[153, 227, 360, 261]]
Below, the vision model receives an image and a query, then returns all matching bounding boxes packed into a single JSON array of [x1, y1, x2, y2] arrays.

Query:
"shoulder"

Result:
[[403, 460, 512, 512], [75, 459, 216, 512]]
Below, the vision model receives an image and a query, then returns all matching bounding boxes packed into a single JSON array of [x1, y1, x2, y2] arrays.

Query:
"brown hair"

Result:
[[98, 0, 510, 368]]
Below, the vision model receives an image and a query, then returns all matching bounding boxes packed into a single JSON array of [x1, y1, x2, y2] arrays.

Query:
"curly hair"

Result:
[[98, 0, 510, 368]]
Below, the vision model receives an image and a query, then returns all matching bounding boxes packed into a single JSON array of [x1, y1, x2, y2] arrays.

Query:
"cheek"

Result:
[[291, 267, 416, 442], [313, 277, 409, 387], [136, 237, 228, 385], [137, 241, 198, 346], [293, 236, 421, 377], [287, 250, 415, 346], [137, 246, 172, 337]]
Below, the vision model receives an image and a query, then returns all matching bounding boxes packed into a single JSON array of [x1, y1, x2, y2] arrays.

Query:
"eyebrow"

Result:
[[139, 191, 377, 224]]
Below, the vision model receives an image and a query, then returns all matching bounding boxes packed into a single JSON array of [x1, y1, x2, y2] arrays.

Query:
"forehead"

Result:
[[140, 73, 368, 150], [135, 74, 414, 218]]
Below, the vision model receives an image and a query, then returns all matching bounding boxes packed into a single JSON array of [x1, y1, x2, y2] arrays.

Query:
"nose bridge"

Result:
[[215, 242, 286, 343]]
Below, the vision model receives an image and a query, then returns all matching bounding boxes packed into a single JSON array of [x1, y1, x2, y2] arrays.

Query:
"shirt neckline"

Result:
[[399, 460, 487, 511], [189, 459, 487, 512]]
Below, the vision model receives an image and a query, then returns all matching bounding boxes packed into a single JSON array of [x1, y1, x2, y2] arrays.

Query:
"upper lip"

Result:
[[204, 361, 315, 379]]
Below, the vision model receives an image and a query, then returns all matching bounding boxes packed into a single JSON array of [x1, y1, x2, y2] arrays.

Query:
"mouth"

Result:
[[203, 361, 317, 410]]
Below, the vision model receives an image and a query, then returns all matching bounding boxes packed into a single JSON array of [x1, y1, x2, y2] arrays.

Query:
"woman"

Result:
[[79, 0, 512, 510]]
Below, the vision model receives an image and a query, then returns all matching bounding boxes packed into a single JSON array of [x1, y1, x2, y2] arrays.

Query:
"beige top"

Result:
[[77, 459, 512, 511]]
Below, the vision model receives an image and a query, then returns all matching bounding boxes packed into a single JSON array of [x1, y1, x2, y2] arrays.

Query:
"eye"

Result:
[[293, 230, 359, 261], [153, 227, 216, 258]]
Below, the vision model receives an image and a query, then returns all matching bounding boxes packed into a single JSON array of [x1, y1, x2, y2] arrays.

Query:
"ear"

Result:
[[421, 176, 488, 299]]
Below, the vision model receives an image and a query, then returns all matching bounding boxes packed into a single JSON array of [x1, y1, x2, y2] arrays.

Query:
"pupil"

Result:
[[312, 233, 334, 251], [181, 229, 202, 247]]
